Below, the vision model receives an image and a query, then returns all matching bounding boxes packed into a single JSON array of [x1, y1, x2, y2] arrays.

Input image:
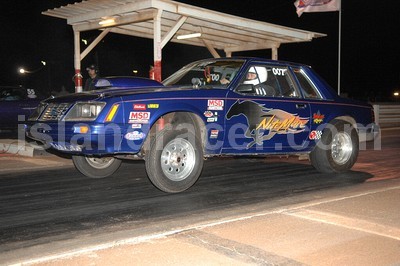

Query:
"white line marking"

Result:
[[284, 209, 400, 241]]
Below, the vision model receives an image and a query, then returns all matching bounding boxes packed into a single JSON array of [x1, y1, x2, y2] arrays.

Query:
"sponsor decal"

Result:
[[210, 129, 219, 139], [133, 104, 146, 110], [309, 130, 323, 140], [204, 111, 214, 118], [226, 100, 309, 148], [313, 111, 325, 124], [205, 111, 219, 123], [125, 131, 146, 141], [129, 112, 150, 124], [147, 103, 159, 109], [208, 99, 224, 110], [131, 124, 142, 129]]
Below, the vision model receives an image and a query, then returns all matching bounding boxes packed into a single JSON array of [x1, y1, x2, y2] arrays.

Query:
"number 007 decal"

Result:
[[272, 68, 287, 76]]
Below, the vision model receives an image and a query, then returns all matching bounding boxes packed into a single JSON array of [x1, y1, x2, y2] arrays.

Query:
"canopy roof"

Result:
[[43, 0, 326, 55]]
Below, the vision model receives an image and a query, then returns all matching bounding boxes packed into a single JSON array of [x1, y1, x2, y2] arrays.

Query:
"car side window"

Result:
[[292, 68, 322, 99], [236, 65, 299, 98]]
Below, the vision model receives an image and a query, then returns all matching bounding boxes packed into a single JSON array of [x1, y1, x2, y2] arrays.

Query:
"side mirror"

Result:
[[236, 84, 254, 93]]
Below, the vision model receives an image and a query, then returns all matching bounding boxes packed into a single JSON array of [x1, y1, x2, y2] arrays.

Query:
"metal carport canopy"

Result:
[[43, 0, 326, 92]]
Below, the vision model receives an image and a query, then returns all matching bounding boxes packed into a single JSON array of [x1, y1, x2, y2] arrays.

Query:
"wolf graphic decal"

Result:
[[226, 100, 309, 148]]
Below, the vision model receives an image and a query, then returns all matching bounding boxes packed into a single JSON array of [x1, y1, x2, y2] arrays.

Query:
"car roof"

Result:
[[191, 57, 309, 68]]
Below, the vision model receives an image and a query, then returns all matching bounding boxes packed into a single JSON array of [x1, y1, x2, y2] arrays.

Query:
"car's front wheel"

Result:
[[145, 128, 203, 193], [310, 120, 359, 173], [72, 155, 122, 178]]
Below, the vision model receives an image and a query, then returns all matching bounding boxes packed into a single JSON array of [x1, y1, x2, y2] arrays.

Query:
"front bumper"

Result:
[[25, 122, 143, 155]]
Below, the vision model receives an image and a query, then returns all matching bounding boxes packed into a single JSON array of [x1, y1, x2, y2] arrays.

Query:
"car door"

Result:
[[222, 64, 311, 154]]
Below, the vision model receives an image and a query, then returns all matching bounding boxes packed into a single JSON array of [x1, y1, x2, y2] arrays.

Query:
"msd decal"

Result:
[[226, 100, 309, 148], [208, 99, 224, 110], [133, 104, 146, 110], [129, 112, 150, 124]]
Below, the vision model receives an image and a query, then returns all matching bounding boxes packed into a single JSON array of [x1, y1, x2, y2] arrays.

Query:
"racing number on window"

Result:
[[272, 68, 287, 76]]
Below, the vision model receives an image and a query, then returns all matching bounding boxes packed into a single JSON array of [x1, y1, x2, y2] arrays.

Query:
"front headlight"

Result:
[[64, 102, 106, 121]]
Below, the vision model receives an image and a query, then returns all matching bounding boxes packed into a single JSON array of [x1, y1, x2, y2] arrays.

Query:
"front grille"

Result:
[[28, 102, 48, 121], [40, 103, 73, 121]]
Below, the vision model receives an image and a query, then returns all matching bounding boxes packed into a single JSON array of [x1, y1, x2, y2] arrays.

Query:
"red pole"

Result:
[[149, 66, 155, 80], [74, 69, 83, 92], [153, 60, 162, 82]]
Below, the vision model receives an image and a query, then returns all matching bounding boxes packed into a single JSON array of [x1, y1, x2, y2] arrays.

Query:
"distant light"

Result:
[[19, 68, 26, 74], [394, 92, 399, 97], [99, 18, 115, 26], [132, 70, 138, 74], [41, 61, 46, 66], [177, 33, 202, 40], [81, 39, 88, 45]]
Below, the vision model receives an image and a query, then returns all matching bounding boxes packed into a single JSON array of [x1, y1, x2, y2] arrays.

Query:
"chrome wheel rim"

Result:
[[331, 132, 353, 165], [161, 138, 196, 182], [85, 157, 115, 169]]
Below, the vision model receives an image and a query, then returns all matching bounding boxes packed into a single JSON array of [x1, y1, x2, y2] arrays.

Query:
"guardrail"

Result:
[[373, 103, 400, 128]]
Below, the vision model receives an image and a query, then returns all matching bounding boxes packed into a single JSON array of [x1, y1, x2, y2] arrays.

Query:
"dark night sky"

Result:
[[1, 0, 399, 100]]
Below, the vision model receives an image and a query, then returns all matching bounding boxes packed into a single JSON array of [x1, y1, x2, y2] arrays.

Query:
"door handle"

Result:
[[296, 103, 307, 109]]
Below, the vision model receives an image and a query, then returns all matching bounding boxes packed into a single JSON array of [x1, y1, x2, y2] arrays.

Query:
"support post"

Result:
[[202, 40, 220, 58], [73, 30, 83, 93], [80, 29, 110, 60], [153, 9, 163, 82], [271, 45, 279, 60]]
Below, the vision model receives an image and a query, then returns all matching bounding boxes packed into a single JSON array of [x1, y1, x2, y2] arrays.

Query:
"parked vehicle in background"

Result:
[[26, 58, 379, 193], [0, 86, 42, 132]]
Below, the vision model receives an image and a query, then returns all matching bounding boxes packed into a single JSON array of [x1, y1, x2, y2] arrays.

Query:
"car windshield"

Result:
[[163, 59, 245, 88]]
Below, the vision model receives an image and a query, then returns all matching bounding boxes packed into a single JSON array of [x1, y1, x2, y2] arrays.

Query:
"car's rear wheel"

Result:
[[72, 155, 122, 178], [145, 128, 203, 193], [310, 120, 359, 173]]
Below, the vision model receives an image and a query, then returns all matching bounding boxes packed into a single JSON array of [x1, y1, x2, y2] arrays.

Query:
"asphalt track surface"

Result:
[[0, 129, 398, 263]]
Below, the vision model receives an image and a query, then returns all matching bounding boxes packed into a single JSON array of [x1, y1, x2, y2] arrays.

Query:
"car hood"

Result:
[[45, 86, 198, 103]]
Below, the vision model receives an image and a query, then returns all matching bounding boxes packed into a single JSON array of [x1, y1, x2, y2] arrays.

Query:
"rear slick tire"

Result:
[[310, 120, 359, 173]]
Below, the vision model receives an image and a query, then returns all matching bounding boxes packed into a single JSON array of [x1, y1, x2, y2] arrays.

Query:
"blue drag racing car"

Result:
[[26, 58, 379, 193]]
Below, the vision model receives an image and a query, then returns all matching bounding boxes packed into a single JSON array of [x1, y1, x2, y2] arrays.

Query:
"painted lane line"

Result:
[[284, 209, 400, 241]]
